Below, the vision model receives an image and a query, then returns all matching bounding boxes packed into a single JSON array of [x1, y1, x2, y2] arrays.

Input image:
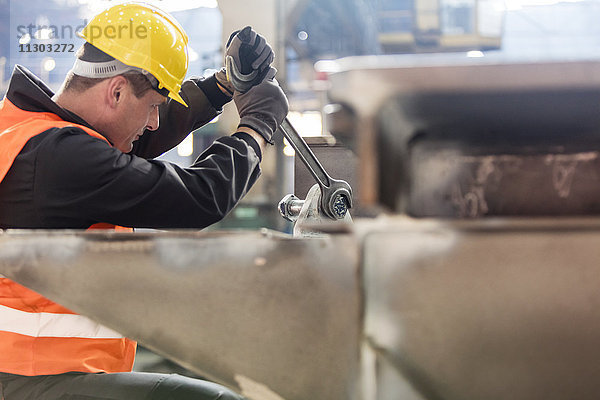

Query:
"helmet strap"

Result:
[[71, 58, 169, 97], [71, 58, 143, 79]]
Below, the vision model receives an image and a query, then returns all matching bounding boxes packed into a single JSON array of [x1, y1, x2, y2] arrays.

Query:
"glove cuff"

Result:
[[238, 119, 275, 145]]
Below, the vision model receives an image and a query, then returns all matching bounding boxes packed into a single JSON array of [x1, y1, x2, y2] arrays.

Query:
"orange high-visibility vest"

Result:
[[0, 98, 136, 375]]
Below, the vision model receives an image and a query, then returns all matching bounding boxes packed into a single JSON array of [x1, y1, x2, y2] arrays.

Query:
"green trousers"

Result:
[[0, 372, 244, 400]]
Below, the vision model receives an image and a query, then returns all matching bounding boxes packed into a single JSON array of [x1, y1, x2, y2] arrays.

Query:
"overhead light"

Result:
[[35, 28, 54, 40], [42, 58, 56, 72], [19, 34, 31, 45], [297, 31, 309, 41], [467, 50, 485, 58], [505, 0, 581, 10], [314, 59, 341, 74]]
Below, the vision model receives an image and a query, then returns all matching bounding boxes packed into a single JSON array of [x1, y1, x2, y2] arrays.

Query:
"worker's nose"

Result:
[[146, 106, 160, 131]]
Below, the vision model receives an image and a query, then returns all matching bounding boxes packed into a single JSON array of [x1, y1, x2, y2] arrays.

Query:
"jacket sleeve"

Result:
[[34, 128, 260, 229], [131, 74, 233, 159]]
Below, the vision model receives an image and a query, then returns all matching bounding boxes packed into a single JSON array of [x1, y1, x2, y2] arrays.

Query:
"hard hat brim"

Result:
[[169, 91, 188, 108]]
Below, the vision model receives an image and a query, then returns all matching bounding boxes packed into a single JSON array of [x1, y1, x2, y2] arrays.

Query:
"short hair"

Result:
[[63, 42, 154, 98]]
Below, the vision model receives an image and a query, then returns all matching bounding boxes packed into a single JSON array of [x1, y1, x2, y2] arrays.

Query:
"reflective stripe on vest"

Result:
[[0, 304, 124, 339], [0, 98, 137, 375]]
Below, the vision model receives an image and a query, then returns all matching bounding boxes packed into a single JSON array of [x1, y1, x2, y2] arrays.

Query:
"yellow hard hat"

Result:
[[78, 2, 189, 107]]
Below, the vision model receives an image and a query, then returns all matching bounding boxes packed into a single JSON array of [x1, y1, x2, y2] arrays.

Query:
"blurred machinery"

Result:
[[322, 55, 600, 216], [375, 0, 504, 53], [286, 0, 503, 60]]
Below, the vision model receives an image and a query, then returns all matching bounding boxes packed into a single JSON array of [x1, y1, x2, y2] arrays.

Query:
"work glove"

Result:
[[234, 69, 288, 144], [222, 26, 275, 93]]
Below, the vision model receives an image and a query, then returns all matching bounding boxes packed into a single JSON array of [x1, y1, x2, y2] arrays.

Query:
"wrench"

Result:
[[278, 119, 353, 220], [226, 55, 353, 219]]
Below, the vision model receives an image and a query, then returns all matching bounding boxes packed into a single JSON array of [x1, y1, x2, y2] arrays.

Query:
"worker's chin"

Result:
[[116, 141, 134, 153]]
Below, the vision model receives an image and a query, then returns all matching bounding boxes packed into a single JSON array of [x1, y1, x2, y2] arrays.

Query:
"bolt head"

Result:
[[332, 195, 348, 219]]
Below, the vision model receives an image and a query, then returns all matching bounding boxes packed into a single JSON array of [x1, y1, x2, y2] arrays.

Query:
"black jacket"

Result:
[[0, 66, 262, 229]]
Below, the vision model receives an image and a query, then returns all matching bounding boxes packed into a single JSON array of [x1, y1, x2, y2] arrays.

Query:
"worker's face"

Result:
[[108, 83, 166, 153]]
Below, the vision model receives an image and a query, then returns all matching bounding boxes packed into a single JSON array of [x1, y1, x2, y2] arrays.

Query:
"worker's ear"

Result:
[[106, 75, 128, 108]]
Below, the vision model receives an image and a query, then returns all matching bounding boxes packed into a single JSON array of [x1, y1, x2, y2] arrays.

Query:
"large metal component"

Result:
[[358, 217, 600, 400], [0, 230, 360, 400], [3, 218, 600, 399], [409, 146, 600, 217], [321, 55, 600, 212]]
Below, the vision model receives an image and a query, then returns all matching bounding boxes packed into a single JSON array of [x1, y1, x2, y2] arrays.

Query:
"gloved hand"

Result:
[[234, 69, 288, 144], [224, 26, 275, 93]]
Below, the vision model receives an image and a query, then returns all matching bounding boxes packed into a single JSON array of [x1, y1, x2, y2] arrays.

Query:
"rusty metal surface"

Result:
[[0, 230, 361, 400], [359, 216, 600, 400], [409, 145, 600, 217]]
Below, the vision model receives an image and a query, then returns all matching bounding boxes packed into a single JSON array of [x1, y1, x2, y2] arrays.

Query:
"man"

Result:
[[0, 2, 288, 399]]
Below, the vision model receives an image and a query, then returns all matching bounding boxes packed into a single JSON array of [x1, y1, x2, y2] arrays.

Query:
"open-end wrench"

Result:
[[226, 52, 353, 220], [278, 119, 353, 220]]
